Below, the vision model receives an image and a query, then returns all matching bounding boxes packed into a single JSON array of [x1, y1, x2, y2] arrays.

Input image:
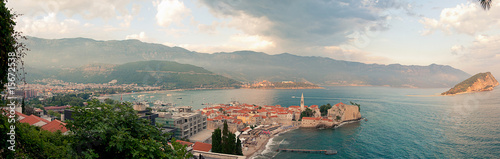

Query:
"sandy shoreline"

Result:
[[247, 119, 364, 158], [246, 125, 299, 159]]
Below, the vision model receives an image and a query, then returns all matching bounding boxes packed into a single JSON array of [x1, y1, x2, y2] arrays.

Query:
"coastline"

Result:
[[246, 125, 300, 159], [249, 119, 363, 158], [241, 87, 324, 90], [99, 87, 239, 97]]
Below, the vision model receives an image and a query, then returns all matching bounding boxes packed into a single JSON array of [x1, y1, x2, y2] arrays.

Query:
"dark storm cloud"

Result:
[[200, 0, 409, 48]]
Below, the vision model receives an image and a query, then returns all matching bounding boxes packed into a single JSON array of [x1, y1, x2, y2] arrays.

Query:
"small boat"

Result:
[[177, 97, 182, 99], [291, 96, 296, 98]]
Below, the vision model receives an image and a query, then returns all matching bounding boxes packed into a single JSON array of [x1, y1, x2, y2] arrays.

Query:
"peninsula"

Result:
[[442, 72, 499, 95], [242, 80, 324, 89]]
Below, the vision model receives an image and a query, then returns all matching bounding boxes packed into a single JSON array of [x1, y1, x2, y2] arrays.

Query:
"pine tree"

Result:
[[211, 128, 222, 153], [222, 120, 231, 154], [235, 137, 243, 155], [227, 132, 236, 154]]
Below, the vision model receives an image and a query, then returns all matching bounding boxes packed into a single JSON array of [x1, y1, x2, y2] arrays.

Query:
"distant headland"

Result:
[[241, 80, 324, 89], [442, 72, 499, 95]]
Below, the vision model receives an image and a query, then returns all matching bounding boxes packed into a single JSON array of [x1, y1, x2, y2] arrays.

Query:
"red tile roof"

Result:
[[44, 106, 71, 110], [335, 102, 345, 107], [19, 115, 50, 125], [41, 119, 68, 133], [15, 111, 28, 118], [176, 140, 194, 146], [302, 117, 321, 120], [193, 142, 212, 152], [240, 127, 250, 132]]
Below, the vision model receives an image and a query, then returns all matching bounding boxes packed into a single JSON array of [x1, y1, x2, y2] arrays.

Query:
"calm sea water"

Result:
[[107, 86, 500, 158]]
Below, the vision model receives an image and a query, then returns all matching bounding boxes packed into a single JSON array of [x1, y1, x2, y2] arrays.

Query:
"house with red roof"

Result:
[[193, 142, 212, 152], [44, 105, 72, 113], [15, 111, 28, 120], [334, 102, 345, 107], [20, 114, 51, 126], [40, 119, 69, 134], [176, 140, 194, 147]]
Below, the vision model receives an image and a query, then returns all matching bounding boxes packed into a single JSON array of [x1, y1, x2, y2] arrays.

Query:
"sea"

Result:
[[107, 86, 500, 158]]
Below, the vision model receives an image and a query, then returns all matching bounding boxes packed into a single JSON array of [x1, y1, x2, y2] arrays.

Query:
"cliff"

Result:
[[442, 72, 499, 95], [327, 103, 362, 122]]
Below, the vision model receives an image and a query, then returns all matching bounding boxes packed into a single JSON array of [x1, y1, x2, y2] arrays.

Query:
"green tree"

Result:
[[0, 0, 27, 92], [319, 103, 332, 116], [66, 99, 183, 158], [211, 128, 222, 153], [221, 120, 232, 154], [171, 138, 194, 159], [235, 137, 243, 155], [350, 101, 361, 112], [299, 108, 314, 120], [104, 98, 115, 105], [0, 110, 72, 158], [479, 0, 492, 10]]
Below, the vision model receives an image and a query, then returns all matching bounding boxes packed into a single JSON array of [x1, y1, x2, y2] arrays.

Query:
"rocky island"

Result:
[[442, 72, 499, 95]]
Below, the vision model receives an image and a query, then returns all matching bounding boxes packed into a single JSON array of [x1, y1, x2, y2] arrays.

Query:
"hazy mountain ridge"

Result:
[[24, 37, 471, 88], [28, 61, 241, 89]]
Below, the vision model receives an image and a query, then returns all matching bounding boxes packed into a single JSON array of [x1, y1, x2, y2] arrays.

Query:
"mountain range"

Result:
[[29, 60, 241, 89], [24, 37, 471, 88]]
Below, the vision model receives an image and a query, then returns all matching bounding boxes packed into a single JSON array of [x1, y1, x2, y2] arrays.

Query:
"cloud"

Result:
[[7, 0, 140, 39], [420, 1, 500, 35], [450, 45, 465, 55], [17, 13, 81, 38], [154, 0, 191, 27], [451, 34, 500, 76], [7, 0, 139, 19], [197, 0, 408, 60], [15, 12, 125, 40], [126, 32, 151, 42], [175, 33, 275, 53], [317, 46, 392, 64]]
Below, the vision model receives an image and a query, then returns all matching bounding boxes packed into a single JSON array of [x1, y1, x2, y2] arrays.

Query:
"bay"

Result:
[[107, 86, 500, 158]]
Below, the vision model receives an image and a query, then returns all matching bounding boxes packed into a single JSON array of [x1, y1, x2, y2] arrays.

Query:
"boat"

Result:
[[154, 100, 175, 106]]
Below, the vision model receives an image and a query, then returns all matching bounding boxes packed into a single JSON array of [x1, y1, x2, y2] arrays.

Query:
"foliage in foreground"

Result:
[[1, 110, 73, 158], [66, 99, 177, 158], [1, 99, 191, 158]]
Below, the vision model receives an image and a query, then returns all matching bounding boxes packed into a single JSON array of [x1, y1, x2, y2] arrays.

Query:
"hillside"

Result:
[[30, 61, 241, 89], [24, 37, 471, 88], [441, 72, 499, 95]]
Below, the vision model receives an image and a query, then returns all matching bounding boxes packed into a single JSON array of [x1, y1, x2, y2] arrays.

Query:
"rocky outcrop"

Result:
[[442, 72, 499, 95], [300, 102, 362, 128], [327, 102, 361, 122]]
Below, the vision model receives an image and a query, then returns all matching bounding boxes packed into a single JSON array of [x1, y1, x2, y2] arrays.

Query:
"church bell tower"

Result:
[[300, 93, 304, 111]]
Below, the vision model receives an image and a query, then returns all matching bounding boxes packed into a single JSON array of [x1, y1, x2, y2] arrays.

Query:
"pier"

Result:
[[276, 148, 337, 155]]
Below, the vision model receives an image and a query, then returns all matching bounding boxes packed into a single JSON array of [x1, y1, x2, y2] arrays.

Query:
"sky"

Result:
[[6, 0, 500, 76]]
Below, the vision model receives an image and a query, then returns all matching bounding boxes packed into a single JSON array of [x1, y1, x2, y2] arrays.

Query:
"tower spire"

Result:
[[300, 93, 304, 111]]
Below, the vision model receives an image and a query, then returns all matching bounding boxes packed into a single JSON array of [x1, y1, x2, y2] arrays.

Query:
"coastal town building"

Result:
[[1, 110, 69, 134], [155, 106, 207, 139]]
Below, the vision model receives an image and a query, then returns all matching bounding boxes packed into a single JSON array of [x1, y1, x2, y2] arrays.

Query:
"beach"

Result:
[[243, 124, 300, 158]]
